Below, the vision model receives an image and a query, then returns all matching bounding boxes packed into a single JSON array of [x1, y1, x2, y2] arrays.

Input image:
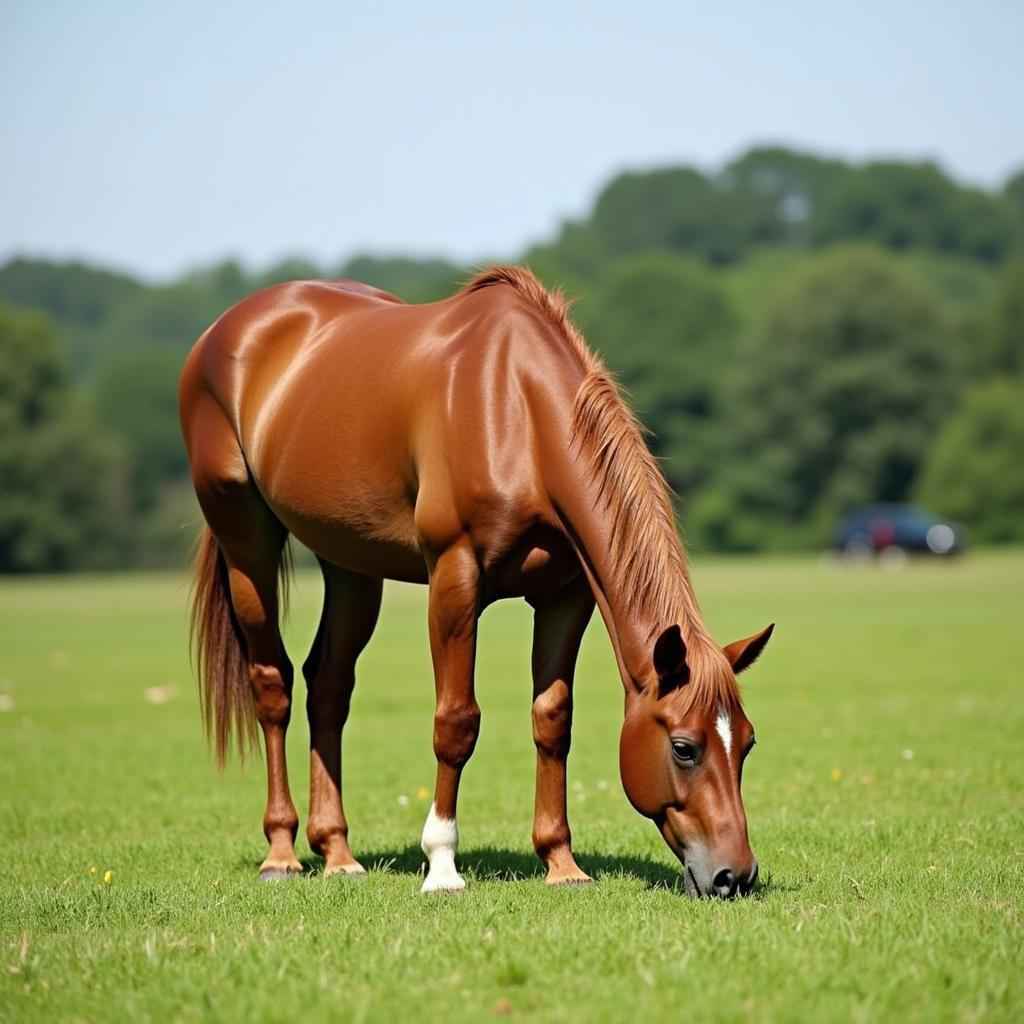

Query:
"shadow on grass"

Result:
[[241, 844, 792, 898], [273, 845, 794, 898]]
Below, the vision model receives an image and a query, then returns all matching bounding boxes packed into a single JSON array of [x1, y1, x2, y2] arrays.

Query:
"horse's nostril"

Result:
[[712, 867, 738, 898]]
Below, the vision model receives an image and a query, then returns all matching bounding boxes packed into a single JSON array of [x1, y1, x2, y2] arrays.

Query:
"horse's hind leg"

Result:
[[230, 550, 302, 880], [303, 563, 382, 878], [188, 398, 301, 880]]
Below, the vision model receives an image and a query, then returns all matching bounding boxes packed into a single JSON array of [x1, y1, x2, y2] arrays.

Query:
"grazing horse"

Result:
[[179, 266, 773, 897]]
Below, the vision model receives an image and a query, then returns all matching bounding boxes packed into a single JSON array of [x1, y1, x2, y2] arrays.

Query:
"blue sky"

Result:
[[2, 1, 1022, 279]]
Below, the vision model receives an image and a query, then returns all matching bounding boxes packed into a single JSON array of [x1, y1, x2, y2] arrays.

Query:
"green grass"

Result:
[[1, 552, 1022, 1023]]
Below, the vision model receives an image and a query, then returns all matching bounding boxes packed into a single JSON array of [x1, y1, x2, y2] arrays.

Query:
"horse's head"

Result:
[[619, 623, 774, 898]]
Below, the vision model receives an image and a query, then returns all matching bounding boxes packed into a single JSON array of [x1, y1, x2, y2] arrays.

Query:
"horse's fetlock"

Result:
[[264, 807, 299, 841], [307, 819, 347, 855], [533, 829, 572, 862]]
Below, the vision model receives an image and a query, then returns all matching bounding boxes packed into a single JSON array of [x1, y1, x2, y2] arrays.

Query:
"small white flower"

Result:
[[901, 749, 914, 761], [396, 794, 409, 807]]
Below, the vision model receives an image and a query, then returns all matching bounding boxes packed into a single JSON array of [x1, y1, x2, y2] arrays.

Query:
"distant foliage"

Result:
[[93, 350, 190, 512], [918, 381, 1024, 543], [0, 304, 66, 430], [809, 162, 1016, 263], [0, 304, 131, 571], [2, 145, 1024, 569], [989, 259, 1024, 377], [723, 147, 849, 246], [577, 252, 737, 495], [590, 167, 746, 265], [688, 248, 955, 549]]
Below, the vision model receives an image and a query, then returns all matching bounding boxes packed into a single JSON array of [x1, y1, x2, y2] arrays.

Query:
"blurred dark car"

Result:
[[832, 504, 965, 556]]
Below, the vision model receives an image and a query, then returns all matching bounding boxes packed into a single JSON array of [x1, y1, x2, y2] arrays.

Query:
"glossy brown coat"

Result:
[[179, 267, 773, 895]]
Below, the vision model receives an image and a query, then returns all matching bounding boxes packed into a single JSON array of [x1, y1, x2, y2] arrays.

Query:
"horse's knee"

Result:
[[433, 699, 481, 767], [532, 683, 572, 759]]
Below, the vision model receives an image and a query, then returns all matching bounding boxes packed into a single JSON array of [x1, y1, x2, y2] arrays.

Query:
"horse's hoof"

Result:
[[324, 863, 367, 881], [421, 884, 467, 896], [259, 867, 302, 882], [421, 872, 467, 895], [547, 871, 595, 887]]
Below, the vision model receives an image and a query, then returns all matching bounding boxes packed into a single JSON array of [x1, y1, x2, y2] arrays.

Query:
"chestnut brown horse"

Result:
[[179, 266, 773, 897]]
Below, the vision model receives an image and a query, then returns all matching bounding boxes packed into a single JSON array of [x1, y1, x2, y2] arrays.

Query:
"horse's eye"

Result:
[[671, 740, 698, 764]]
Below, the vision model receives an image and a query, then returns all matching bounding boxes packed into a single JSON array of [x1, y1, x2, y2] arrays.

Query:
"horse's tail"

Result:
[[189, 526, 255, 767]]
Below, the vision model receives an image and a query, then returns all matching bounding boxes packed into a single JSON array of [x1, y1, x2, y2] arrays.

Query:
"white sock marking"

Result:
[[716, 707, 733, 763], [420, 803, 465, 893]]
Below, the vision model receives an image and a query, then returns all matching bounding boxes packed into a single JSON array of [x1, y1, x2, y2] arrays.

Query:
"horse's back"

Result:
[[181, 278, 585, 581]]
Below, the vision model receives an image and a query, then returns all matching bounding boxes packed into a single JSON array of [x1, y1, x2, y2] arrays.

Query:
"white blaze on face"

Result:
[[715, 706, 733, 764], [420, 803, 465, 893]]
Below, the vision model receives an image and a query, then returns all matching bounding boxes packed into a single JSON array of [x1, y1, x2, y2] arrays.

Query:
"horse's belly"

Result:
[[274, 503, 428, 583], [256, 444, 425, 581]]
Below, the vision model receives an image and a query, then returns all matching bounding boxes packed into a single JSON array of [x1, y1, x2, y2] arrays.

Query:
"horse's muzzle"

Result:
[[683, 857, 759, 899]]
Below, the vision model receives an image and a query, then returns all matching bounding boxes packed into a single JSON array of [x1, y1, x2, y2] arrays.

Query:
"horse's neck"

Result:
[[552, 470, 678, 691], [534, 368, 701, 693]]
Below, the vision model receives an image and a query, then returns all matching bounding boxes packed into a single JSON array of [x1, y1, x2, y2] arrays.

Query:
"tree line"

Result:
[[1, 146, 1023, 571]]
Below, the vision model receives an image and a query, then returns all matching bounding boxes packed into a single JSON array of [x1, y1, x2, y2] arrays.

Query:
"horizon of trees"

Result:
[[2, 145, 1023, 571]]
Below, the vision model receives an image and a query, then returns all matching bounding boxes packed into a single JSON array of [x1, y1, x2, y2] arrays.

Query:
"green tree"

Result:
[[93, 349, 189, 512], [917, 381, 1024, 542], [590, 167, 747, 265], [810, 162, 1014, 263], [0, 303, 131, 572], [951, 258, 1024, 381], [0, 258, 144, 376], [0, 305, 66, 431], [723, 146, 850, 246], [988, 259, 1024, 377], [689, 246, 955, 550], [97, 260, 253, 366], [579, 252, 738, 494], [525, 221, 610, 294], [1004, 167, 1024, 221]]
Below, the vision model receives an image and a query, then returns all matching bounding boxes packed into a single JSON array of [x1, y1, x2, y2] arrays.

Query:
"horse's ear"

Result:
[[723, 623, 775, 675], [653, 625, 689, 694]]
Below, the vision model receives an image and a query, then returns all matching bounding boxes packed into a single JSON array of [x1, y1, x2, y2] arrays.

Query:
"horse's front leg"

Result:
[[530, 575, 595, 885], [420, 541, 481, 894]]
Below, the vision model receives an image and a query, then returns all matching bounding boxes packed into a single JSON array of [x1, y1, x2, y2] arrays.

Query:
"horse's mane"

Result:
[[463, 266, 739, 710]]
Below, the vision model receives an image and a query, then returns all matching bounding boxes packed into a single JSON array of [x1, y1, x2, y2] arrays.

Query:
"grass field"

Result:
[[1, 552, 1022, 1023]]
